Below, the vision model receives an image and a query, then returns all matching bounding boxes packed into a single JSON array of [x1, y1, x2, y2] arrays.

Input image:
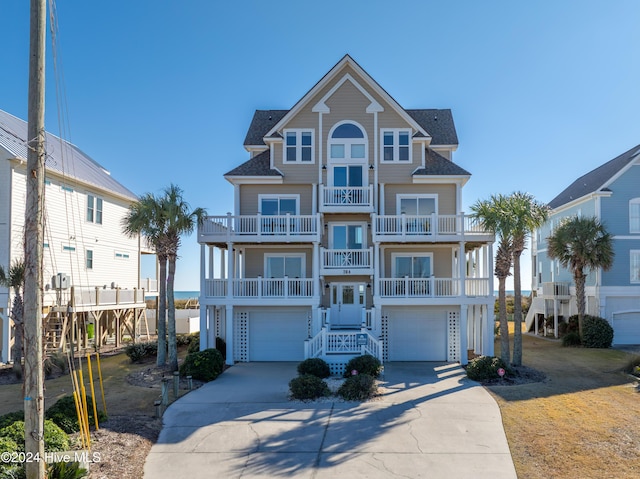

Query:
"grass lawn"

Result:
[[490, 333, 640, 479]]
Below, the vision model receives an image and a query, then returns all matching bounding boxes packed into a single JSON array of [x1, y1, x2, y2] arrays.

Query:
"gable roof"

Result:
[[0, 109, 138, 200], [413, 148, 471, 176], [243, 110, 288, 146], [548, 143, 640, 209], [224, 150, 282, 177]]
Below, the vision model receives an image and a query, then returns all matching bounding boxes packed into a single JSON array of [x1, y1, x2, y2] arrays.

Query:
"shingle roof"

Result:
[[243, 110, 288, 146], [243, 108, 458, 147], [0, 109, 137, 200], [548, 143, 640, 209], [405, 109, 458, 146], [224, 150, 282, 177], [413, 148, 471, 176]]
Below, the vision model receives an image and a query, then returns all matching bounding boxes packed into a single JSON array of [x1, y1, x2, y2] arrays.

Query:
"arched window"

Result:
[[630, 198, 640, 233], [328, 121, 367, 161]]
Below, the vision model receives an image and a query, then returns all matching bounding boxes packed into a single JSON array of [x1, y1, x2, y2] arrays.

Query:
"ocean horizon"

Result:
[[146, 290, 199, 300]]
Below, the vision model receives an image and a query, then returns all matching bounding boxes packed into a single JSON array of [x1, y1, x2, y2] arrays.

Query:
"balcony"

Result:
[[372, 214, 493, 242], [378, 277, 491, 299], [541, 282, 571, 299], [52, 286, 147, 312], [319, 185, 374, 212], [198, 213, 321, 244], [320, 247, 373, 275], [204, 277, 314, 299]]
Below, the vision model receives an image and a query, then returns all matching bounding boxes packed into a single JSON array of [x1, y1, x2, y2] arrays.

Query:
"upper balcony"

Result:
[[372, 214, 493, 243], [320, 247, 374, 275], [319, 185, 374, 213], [199, 213, 321, 244], [541, 282, 571, 299]]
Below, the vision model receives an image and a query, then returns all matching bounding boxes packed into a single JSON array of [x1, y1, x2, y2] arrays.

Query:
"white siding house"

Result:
[[0, 109, 156, 362], [198, 55, 495, 371]]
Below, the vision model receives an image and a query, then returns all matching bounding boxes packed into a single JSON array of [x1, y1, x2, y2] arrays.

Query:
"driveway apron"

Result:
[[144, 362, 517, 478]]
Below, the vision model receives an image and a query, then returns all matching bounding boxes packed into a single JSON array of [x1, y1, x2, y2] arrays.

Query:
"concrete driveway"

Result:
[[144, 362, 517, 478]]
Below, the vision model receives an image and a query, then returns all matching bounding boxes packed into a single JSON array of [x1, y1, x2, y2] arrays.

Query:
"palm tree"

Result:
[[471, 194, 514, 365], [0, 259, 26, 372], [546, 216, 614, 337], [160, 184, 207, 371], [507, 193, 548, 366], [123, 192, 169, 366]]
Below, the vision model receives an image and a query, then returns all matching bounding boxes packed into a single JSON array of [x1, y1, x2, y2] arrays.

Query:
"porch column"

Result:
[[1, 305, 10, 363], [225, 305, 234, 365], [313, 242, 320, 301], [199, 306, 208, 351], [488, 243, 494, 294], [208, 245, 215, 280], [460, 305, 468, 365], [208, 305, 215, 350], [459, 242, 466, 297], [484, 304, 495, 357], [226, 242, 234, 299], [373, 243, 380, 299]]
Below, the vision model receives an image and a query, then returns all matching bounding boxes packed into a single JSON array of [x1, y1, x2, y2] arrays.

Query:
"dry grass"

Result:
[[490, 333, 640, 479]]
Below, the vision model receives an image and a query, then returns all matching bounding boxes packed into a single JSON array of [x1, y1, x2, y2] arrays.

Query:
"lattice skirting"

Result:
[[447, 311, 460, 362], [234, 311, 248, 362]]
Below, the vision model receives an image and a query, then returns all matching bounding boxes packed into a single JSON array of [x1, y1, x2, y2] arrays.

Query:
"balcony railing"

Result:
[[321, 247, 373, 274], [204, 277, 314, 299], [199, 214, 320, 243], [378, 277, 492, 298], [57, 286, 147, 309], [542, 282, 571, 298], [372, 214, 492, 241], [304, 328, 382, 361], [319, 185, 374, 211]]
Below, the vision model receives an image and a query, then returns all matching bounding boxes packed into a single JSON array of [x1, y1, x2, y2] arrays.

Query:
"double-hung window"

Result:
[[86, 250, 94, 270], [381, 129, 411, 162], [631, 250, 640, 283], [630, 199, 640, 233], [284, 130, 313, 163], [87, 194, 103, 224]]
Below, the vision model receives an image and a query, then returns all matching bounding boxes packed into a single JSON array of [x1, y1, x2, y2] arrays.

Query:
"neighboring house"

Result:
[[198, 55, 495, 371], [0, 109, 156, 363], [528, 144, 640, 344]]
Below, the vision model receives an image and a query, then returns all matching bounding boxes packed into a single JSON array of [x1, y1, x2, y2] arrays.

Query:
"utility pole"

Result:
[[24, 0, 47, 477]]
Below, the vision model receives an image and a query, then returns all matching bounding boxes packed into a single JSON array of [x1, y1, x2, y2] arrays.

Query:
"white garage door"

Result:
[[249, 309, 308, 361], [388, 308, 447, 361], [612, 311, 640, 345]]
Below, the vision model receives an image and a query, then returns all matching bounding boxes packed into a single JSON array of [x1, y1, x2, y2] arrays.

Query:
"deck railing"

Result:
[[379, 277, 459, 298], [199, 214, 320, 241], [204, 277, 313, 298], [320, 185, 373, 208], [372, 214, 491, 239], [68, 286, 146, 307], [321, 247, 373, 271], [305, 328, 382, 361], [542, 282, 571, 297]]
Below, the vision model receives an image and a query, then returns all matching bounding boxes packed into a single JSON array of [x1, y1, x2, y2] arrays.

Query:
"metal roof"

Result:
[[0, 109, 138, 200]]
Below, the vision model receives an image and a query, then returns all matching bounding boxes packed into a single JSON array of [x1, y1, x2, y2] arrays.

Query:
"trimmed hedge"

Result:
[[562, 331, 582, 347], [289, 375, 330, 400], [343, 354, 382, 378], [0, 420, 69, 453], [337, 374, 378, 401], [466, 355, 509, 381], [179, 348, 224, 382], [582, 315, 614, 348], [297, 358, 331, 378], [125, 341, 158, 362]]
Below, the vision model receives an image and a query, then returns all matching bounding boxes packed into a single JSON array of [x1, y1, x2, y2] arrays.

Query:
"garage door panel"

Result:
[[612, 312, 640, 345], [388, 308, 447, 361], [249, 309, 308, 361]]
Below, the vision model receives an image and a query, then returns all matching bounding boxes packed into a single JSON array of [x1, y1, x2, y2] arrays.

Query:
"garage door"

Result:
[[388, 308, 447, 361], [249, 309, 308, 361], [612, 311, 640, 345]]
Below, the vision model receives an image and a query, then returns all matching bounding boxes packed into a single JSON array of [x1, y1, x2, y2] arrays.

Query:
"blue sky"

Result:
[[2, 1, 639, 291]]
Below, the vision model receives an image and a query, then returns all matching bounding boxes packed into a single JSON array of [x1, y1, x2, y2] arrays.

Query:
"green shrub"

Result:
[[44, 352, 69, 378], [297, 358, 330, 378], [337, 374, 378, 401], [623, 355, 640, 375], [565, 315, 579, 334], [176, 333, 192, 347], [187, 332, 201, 354], [179, 348, 224, 382], [0, 411, 24, 430], [0, 436, 19, 454], [582, 315, 614, 348], [124, 341, 158, 362], [343, 354, 382, 378], [0, 464, 25, 479], [0, 420, 67, 453], [289, 374, 330, 400], [562, 331, 582, 347], [45, 395, 107, 434], [215, 336, 227, 360], [466, 355, 509, 381], [46, 461, 88, 479]]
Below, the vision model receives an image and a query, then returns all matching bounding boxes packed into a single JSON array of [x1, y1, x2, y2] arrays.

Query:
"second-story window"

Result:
[[87, 194, 103, 224], [284, 130, 313, 163], [381, 129, 411, 162], [630, 198, 640, 233]]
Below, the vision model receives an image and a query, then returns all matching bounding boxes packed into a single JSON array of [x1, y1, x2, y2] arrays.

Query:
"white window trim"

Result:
[[391, 252, 434, 278], [396, 194, 438, 215], [380, 128, 412, 163], [327, 120, 368, 164], [86, 194, 104, 225], [258, 194, 300, 215], [86, 249, 94, 270], [328, 164, 368, 187], [631, 250, 640, 283], [328, 222, 368, 249], [115, 251, 130, 260], [629, 198, 640, 233], [283, 129, 315, 163], [263, 253, 306, 278]]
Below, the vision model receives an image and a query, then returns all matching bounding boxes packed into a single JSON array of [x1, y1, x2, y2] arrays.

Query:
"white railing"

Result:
[[373, 213, 492, 238], [68, 287, 146, 307], [205, 279, 227, 297], [140, 277, 158, 293], [465, 278, 491, 297], [542, 282, 571, 297], [378, 277, 460, 298], [320, 185, 373, 208], [321, 248, 372, 270], [305, 328, 325, 358], [362, 308, 374, 329], [199, 214, 320, 240], [320, 308, 330, 326], [305, 328, 382, 361]]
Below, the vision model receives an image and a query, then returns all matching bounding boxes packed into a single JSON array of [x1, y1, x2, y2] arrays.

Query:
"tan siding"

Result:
[[239, 184, 314, 215], [243, 247, 313, 278], [377, 142, 423, 182], [383, 184, 457, 215], [272, 142, 319, 184], [382, 247, 453, 277]]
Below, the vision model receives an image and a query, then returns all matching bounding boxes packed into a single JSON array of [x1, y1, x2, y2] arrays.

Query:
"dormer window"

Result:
[[381, 129, 411, 162], [284, 129, 314, 163]]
